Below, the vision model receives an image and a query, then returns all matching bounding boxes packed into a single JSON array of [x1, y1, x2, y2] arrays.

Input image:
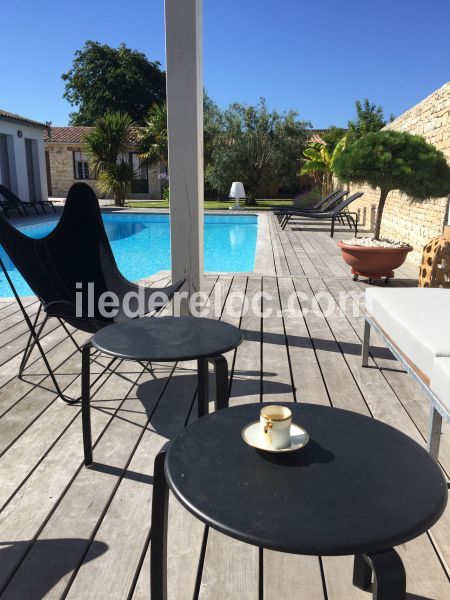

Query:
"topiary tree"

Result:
[[333, 130, 450, 240]]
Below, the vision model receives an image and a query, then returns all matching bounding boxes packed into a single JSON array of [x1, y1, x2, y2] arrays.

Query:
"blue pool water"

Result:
[[0, 213, 258, 297]]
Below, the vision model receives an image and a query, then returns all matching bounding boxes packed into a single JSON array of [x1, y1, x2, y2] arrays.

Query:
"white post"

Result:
[[165, 0, 204, 314]]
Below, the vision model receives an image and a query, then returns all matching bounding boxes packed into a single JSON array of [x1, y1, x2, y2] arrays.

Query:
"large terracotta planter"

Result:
[[337, 241, 413, 283]]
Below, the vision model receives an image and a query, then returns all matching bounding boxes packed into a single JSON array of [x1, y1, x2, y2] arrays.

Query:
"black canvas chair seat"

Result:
[[0, 182, 184, 401]]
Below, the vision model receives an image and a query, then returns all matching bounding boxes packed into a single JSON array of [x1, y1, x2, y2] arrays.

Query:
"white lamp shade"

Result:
[[229, 181, 246, 199]]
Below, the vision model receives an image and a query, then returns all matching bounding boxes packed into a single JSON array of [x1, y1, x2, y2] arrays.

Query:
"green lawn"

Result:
[[125, 199, 295, 210]]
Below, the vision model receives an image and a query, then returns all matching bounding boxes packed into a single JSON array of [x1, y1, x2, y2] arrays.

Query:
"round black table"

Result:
[[81, 317, 243, 466], [151, 403, 447, 600]]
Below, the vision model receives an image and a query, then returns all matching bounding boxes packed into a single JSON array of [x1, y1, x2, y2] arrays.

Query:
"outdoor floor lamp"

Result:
[[229, 181, 246, 209]]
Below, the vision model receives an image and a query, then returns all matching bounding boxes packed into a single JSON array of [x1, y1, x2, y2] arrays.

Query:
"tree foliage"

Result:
[[138, 93, 221, 171], [138, 103, 168, 168], [333, 130, 450, 239], [300, 137, 347, 195], [83, 111, 135, 206], [62, 42, 165, 125], [321, 126, 347, 153], [347, 98, 386, 144], [206, 99, 310, 203]]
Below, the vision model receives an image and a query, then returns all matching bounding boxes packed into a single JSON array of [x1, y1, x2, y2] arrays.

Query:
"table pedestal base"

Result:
[[197, 356, 229, 417], [81, 344, 229, 467], [353, 551, 406, 599]]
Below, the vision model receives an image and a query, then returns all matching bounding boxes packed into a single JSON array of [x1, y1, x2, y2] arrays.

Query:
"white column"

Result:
[[165, 0, 204, 313]]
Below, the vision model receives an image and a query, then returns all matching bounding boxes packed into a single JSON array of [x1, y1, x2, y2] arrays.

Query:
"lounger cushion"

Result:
[[430, 357, 450, 413], [365, 288, 450, 378]]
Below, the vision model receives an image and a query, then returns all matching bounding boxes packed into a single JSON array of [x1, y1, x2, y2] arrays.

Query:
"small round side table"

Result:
[[81, 316, 243, 466], [151, 403, 447, 600]]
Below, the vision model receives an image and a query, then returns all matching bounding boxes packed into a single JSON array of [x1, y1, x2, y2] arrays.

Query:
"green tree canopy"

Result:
[[333, 130, 450, 239], [62, 41, 166, 125], [138, 93, 221, 170], [83, 111, 135, 206], [321, 126, 347, 153], [206, 99, 310, 203], [347, 98, 386, 144]]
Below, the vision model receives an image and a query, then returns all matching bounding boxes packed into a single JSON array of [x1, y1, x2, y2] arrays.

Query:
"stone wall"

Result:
[[345, 81, 450, 268], [46, 143, 162, 200]]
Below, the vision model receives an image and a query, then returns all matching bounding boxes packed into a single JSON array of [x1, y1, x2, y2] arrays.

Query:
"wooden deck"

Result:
[[0, 214, 448, 599]]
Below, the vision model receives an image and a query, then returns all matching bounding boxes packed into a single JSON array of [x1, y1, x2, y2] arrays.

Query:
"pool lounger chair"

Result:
[[362, 287, 450, 460], [273, 189, 347, 224], [276, 190, 349, 228], [0, 188, 30, 218], [0, 182, 184, 403], [280, 191, 364, 237], [0, 184, 57, 215]]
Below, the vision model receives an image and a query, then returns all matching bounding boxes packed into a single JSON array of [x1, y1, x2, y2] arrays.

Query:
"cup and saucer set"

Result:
[[241, 405, 309, 453]]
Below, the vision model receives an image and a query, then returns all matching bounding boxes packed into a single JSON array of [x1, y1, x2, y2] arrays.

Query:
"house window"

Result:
[[129, 152, 148, 193], [73, 151, 90, 180], [0, 134, 12, 189]]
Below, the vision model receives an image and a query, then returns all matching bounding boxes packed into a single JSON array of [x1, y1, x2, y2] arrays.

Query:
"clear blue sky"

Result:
[[1, 0, 449, 128]]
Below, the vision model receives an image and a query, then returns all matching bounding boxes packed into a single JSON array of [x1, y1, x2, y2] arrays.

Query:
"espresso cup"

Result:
[[260, 405, 292, 449]]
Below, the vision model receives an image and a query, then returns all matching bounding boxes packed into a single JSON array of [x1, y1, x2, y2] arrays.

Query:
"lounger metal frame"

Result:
[[362, 315, 450, 460]]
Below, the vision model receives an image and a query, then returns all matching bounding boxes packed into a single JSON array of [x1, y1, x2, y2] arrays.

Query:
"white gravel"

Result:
[[343, 237, 410, 248]]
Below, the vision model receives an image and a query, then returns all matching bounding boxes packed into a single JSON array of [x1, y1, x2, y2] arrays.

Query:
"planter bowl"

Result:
[[337, 241, 413, 282]]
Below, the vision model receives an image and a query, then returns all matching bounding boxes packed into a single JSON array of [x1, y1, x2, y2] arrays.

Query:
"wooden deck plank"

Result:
[[0, 361, 141, 594], [292, 277, 369, 414], [65, 365, 197, 600], [132, 275, 226, 600], [261, 276, 325, 599], [278, 277, 329, 406], [277, 228, 305, 277], [261, 276, 293, 403], [198, 276, 260, 600], [268, 214, 289, 277], [289, 229, 335, 278]]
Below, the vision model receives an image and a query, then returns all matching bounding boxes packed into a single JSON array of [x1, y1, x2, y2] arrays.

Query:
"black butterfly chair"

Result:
[[0, 182, 184, 403]]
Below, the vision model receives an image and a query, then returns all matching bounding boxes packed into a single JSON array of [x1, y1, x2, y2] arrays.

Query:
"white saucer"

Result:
[[241, 421, 309, 453]]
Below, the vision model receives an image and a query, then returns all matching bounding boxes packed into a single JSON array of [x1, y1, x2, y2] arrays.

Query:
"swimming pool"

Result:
[[0, 213, 258, 297]]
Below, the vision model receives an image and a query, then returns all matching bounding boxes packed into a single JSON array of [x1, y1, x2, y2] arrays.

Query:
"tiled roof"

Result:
[[44, 126, 329, 146], [307, 128, 348, 145], [44, 126, 140, 146], [308, 132, 326, 144], [0, 109, 47, 128], [44, 127, 92, 143]]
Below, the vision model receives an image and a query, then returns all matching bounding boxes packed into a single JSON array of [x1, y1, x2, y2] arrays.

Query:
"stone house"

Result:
[[44, 127, 163, 200], [0, 110, 48, 203], [345, 81, 450, 267]]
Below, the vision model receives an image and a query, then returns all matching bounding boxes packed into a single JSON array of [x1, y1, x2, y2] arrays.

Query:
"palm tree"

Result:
[[84, 111, 135, 207], [138, 104, 168, 168], [299, 136, 347, 195]]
